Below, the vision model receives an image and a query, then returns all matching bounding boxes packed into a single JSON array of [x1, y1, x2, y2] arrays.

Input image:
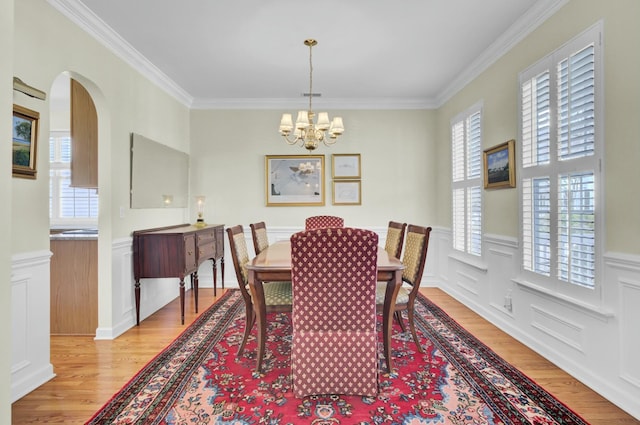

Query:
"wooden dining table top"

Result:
[[245, 239, 405, 374], [248, 240, 404, 271]]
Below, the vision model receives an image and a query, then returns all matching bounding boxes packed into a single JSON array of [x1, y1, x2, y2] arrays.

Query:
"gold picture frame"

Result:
[[483, 139, 515, 189], [12, 104, 39, 179], [265, 155, 325, 206], [331, 153, 361, 179], [332, 180, 361, 205]]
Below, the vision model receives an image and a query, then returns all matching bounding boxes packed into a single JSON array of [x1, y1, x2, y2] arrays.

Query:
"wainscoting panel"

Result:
[[436, 228, 640, 419], [619, 278, 640, 388], [11, 250, 55, 402], [530, 304, 585, 352]]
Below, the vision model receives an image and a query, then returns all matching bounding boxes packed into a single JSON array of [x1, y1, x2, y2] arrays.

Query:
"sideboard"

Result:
[[132, 223, 224, 325]]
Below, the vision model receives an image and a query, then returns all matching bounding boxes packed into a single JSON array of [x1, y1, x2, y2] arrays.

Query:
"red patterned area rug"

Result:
[[87, 289, 588, 424]]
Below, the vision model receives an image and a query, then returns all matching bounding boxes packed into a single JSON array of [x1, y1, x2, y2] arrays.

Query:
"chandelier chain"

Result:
[[308, 42, 313, 113], [278, 38, 344, 152]]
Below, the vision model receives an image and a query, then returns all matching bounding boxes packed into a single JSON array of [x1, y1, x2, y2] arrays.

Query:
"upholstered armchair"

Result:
[[226, 225, 292, 359], [290, 227, 379, 397], [376, 224, 431, 353], [304, 215, 344, 230], [250, 221, 269, 255], [384, 221, 407, 259]]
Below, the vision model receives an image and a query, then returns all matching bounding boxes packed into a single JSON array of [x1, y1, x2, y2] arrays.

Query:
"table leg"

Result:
[[212, 259, 217, 296], [220, 258, 225, 290], [179, 277, 185, 325], [248, 270, 267, 373], [135, 280, 141, 325], [383, 270, 402, 373], [193, 271, 199, 313]]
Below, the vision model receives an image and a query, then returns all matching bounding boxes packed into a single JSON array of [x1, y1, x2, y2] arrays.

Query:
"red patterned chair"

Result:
[[290, 227, 379, 397], [376, 224, 431, 353], [226, 225, 292, 359], [384, 221, 407, 259], [304, 215, 344, 230], [249, 221, 269, 255]]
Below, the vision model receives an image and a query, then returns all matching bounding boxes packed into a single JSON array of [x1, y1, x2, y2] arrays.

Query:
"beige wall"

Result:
[[11, 0, 192, 334], [189, 109, 438, 228], [2, 0, 13, 421], [5, 0, 640, 418], [12, 0, 192, 255], [435, 0, 640, 254]]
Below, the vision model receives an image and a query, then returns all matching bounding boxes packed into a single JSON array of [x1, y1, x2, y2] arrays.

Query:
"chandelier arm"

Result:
[[322, 138, 338, 147], [281, 133, 303, 145]]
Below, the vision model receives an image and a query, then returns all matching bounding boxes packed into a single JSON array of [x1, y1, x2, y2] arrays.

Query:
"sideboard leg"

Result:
[[135, 280, 141, 325], [179, 278, 185, 325]]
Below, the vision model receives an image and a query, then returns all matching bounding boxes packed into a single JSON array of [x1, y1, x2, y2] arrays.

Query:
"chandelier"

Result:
[[278, 39, 344, 152]]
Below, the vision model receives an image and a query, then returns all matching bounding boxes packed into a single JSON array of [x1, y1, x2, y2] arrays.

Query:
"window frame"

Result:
[[451, 101, 484, 259], [517, 21, 604, 305]]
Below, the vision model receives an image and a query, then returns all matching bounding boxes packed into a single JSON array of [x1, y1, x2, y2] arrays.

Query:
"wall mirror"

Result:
[[130, 133, 189, 208]]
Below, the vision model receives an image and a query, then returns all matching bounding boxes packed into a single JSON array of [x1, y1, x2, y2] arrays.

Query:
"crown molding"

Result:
[[47, 0, 194, 107], [189, 97, 438, 110], [434, 0, 569, 107], [48, 0, 567, 111]]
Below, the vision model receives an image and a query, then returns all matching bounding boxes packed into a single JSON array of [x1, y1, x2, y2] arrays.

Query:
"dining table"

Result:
[[245, 240, 405, 374]]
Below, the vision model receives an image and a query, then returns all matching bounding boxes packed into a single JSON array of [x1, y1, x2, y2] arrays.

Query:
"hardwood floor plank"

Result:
[[11, 288, 639, 424]]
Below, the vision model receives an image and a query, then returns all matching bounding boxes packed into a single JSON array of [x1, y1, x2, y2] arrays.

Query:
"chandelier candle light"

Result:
[[279, 39, 344, 152]]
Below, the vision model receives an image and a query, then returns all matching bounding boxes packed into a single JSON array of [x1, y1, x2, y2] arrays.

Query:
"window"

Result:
[[451, 103, 482, 257], [50, 132, 99, 225], [519, 23, 602, 298]]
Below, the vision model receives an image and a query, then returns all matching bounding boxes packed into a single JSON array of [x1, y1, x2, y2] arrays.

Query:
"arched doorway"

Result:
[[49, 73, 98, 336]]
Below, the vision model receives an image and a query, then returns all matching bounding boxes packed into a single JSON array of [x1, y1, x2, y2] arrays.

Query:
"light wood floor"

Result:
[[12, 288, 639, 424]]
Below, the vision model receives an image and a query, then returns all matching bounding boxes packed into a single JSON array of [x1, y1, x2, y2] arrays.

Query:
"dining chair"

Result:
[[249, 221, 269, 255], [384, 221, 407, 259], [376, 224, 431, 353], [304, 215, 344, 230], [291, 227, 379, 397], [226, 225, 292, 359]]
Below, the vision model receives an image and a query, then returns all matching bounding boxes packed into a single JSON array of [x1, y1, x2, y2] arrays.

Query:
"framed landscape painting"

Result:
[[265, 155, 325, 206], [12, 104, 39, 179], [483, 139, 515, 189]]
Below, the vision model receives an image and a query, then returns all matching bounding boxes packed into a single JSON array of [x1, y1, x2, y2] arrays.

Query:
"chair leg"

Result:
[[394, 310, 406, 332], [237, 304, 255, 357], [407, 304, 423, 353]]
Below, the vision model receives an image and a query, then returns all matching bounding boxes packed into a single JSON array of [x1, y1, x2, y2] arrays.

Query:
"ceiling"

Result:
[[48, 0, 566, 109]]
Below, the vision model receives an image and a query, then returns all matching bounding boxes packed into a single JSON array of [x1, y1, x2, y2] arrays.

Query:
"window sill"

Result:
[[513, 277, 614, 321]]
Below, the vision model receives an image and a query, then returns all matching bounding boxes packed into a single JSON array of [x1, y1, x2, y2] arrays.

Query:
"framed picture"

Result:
[[265, 155, 325, 206], [484, 139, 515, 189], [332, 180, 361, 205], [12, 104, 39, 179], [332, 153, 361, 179]]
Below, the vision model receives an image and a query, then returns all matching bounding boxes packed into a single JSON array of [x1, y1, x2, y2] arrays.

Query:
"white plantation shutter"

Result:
[[519, 23, 601, 293], [451, 103, 482, 257], [452, 188, 465, 251], [467, 186, 482, 256], [50, 133, 99, 223], [467, 112, 482, 179], [558, 172, 595, 287], [452, 121, 465, 182]]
